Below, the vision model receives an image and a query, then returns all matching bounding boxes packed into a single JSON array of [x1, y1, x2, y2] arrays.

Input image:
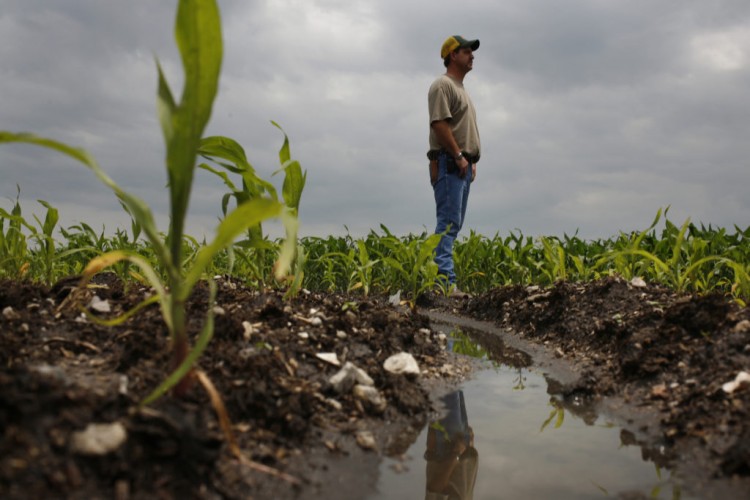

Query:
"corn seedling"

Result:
[[0, 0, 298, 405]]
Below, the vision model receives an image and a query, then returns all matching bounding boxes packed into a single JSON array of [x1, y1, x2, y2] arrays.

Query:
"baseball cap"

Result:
[[441, 35, 480, 59]]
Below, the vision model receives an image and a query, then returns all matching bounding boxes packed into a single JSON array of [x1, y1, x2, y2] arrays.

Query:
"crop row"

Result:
[[3, 200, 749, 305]]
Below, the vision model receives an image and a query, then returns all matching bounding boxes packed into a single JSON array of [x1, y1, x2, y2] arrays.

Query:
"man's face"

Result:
[[453, 47, 474, 72]]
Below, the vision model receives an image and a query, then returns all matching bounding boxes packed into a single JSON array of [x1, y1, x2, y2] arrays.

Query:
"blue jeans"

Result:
[[432, 152, 471, 285]]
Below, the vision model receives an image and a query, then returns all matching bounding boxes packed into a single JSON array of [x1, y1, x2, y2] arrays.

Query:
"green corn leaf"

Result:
[[198, 136, 278, 200], [37, 200, 59, 238], [271, 122, 306, 213], [163, 0, 222, 263], [183, 197, 283, 294]]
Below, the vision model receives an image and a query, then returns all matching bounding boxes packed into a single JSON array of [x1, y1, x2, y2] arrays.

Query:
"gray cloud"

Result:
[[2, 0, 749, 244]]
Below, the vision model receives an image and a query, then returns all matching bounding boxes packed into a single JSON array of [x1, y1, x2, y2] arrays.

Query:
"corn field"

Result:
[[3, 199, 749, 305]]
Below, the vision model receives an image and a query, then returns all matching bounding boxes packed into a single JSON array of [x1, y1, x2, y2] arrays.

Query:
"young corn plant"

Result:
[[198, 122, 306, 289], [380, 232, 442, 307], [0, 188, 31, 279], [0, 0, 298, 405], [597, 211, 731, 294], [0, 193, 92, 282], [539, 236, 568, 284]]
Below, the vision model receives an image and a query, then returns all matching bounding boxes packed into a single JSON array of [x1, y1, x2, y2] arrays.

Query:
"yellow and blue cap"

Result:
[[440, 35, 480, 59]]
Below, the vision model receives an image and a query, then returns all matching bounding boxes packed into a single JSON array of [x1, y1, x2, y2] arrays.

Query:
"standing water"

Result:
[[367, 326, 694, 499]]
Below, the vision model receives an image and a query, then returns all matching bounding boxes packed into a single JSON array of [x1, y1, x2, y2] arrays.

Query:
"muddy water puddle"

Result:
[[368, 324, 696, 500]]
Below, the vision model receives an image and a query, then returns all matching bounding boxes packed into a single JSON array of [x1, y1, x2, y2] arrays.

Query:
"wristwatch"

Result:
[[454, 152, 464, 162]]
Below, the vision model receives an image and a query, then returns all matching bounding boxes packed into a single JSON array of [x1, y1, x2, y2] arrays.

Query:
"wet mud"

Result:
[[1, 275, 749, 498]]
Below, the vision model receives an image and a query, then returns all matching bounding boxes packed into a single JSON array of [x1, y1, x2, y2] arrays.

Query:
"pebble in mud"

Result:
[[355, 430, 377, 451]]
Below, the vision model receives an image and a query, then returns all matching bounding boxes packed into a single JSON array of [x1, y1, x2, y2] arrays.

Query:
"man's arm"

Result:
[[430, 120, 469, 177]]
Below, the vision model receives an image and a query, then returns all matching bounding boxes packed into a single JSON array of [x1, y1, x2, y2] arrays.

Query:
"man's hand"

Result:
[[429, 159, 438, 185], [457, 156, 469, 178]]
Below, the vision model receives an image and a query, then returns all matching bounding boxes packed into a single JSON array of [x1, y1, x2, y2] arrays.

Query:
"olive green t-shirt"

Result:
[[428, 74, 481, 158]]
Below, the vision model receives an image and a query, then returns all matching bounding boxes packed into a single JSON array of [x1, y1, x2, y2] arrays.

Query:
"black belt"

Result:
[[427, 149, 480, 163]]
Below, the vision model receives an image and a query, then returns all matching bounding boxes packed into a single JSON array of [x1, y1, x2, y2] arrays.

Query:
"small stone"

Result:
[[70, 422, 127, 455], [722, 371, 750, 394], [329, 362, 373, 393], [2, 306, 20, 321], [88, 296, 111, 313], [383, 352, 420, 375], [242, 321, 254, 340], [325, 398, 343, 411], [212, 306, 226, 315], [651, 384, 668, 399], [630, 277, 647, 288], [355, 430, 377, 451], [298, 332, 309, 340], [336, 330, 348, 339], [316, 352, 340, 367], [732, 320, 750, 334], [353, 384, 387, 413], [118, 375, 128, 396]]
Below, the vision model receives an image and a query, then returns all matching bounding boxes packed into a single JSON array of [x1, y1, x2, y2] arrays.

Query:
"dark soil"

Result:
[[1, 275, 749, 498]]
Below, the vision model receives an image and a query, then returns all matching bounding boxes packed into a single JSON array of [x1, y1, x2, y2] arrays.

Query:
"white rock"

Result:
[[88, 296, 111, 313], [722, 371, 750, 394], [355, 430, 377, 451], [329, 362, 374, 393], [383, 352, 420, 375], [329, 366, 356, 393], [316, 352, 341, 367], [118, 375, 129, 396], [388, 290, 401, 306], [325, 398, 343, 411], [212, 305, 226, 315], [2, 306, 20, 320], [350, 363, 375, 386], [353, 384, 386, 412], [630, 277, 647, 288], [70, 422, 127, 455], [242, 321, 254, 340]]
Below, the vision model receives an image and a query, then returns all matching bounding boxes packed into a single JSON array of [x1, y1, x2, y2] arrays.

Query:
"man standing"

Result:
[[428, 35, 481, 297]]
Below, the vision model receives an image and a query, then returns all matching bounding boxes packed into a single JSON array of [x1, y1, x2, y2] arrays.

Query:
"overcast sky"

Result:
[[2, 0, 749, 242]]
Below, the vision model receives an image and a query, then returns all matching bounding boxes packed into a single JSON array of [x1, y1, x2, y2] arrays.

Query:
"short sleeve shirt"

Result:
[[428, 75, 481, 157]]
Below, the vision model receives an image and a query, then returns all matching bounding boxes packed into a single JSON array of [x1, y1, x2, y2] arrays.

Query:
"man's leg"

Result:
[[433, 153, 467, 285]]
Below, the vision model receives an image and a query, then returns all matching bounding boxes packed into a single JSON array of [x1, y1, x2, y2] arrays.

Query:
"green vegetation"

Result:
[[3, 202, 749, 305], [0, 0, 301, 405], [1, 2, 749, 418]]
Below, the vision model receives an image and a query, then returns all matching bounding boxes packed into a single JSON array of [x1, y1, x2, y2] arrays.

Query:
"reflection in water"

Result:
[[424, 390, 478, 500], [512, 367, 526, 391], [540, 398, 566, 432], [370, 325, 696, 500], [447, 330, 489, 360]]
